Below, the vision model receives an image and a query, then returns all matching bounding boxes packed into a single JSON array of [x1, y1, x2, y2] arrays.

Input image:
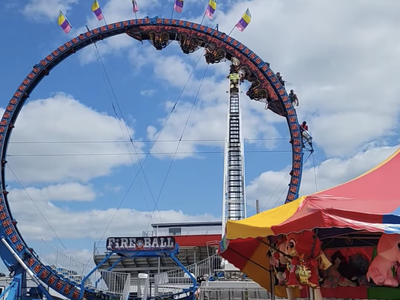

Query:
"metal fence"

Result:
[[198, 281, 271, 300], [36, 239, 130, 299], [150, 254, 224, 296]]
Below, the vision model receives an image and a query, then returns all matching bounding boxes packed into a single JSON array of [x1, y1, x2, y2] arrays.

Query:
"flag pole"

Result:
[[132, 0, 138, 19], [62, 10, 78, 36], [200, 0, 207, 26], [200, 12, 206, 25], [171, 0, 175, 19], [228, 25, 236, 36], [92, 0, 107, 25], [100, 1, 107, 25]]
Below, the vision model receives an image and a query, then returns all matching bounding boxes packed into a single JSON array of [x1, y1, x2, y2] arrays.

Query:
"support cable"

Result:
[[312, 153, 319, 192], [6, 164, 68, 252], [259, 152, 313, 210], [146, 64, 210, 230], [7, 149, 292, 157], [89, 39, 154, 216], [92, 50, 205, 247], [8, 137, 289, 145]]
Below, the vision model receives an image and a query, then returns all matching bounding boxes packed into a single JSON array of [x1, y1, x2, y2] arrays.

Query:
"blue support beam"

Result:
[[79, 252, 114, 300]]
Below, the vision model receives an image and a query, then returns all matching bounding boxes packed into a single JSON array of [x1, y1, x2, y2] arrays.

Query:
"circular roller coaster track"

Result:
[[0, 16, 304, 300]]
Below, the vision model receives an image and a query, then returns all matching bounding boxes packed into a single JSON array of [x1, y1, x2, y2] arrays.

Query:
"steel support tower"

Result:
[[222, 67, 247, 236]]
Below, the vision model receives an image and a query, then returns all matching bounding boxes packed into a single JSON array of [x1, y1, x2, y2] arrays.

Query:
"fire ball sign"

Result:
[[106, 236, 176, 251]]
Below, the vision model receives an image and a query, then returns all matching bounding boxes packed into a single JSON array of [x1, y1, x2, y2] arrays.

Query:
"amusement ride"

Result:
[[0, 6, 315, 300]]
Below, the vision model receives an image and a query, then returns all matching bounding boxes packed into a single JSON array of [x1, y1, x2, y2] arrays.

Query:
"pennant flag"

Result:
[[205, 0, 217, 19], [235, 8, 251, 32], [92, 0, 104, 21], [57, 11, 71, 34], [174, 0, 184, 13], [132, 0, 139, 13]]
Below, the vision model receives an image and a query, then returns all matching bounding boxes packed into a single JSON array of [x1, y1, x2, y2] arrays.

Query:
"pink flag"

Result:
[[132, 0, 139, 13]]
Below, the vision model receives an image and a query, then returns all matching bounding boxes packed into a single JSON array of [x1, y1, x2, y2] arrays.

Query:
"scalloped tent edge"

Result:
[[220, 146, 400, 298]]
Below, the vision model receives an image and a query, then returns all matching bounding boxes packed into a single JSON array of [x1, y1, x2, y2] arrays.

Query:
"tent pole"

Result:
[[269, 266, 275, 300]]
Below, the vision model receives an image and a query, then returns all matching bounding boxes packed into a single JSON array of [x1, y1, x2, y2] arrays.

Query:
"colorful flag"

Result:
[[92, 0, 104, 21], [174, 0, 184, 13], [205, 0, 217, 19], [235, 8, 251, 32], [57, 11, 71, 34], [132, 0, 139, 13]]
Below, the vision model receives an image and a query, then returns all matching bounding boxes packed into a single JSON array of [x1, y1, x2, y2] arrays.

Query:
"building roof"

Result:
[[174, 234, 221, 247], [151, 221, 222, 228]]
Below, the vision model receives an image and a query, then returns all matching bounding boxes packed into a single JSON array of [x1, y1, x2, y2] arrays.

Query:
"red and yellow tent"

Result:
[[220, 147, 400, 299]]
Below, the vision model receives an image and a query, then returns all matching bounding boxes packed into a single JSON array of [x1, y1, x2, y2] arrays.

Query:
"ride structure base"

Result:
[[94, 243, 197, 300], [0, 238, 55, 300]]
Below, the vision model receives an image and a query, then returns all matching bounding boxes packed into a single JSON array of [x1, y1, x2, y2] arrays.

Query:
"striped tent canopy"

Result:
[[220, 148, 400, 299]]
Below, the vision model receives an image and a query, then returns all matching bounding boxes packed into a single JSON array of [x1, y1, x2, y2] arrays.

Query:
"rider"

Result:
[[300, 121, 313, 150], [289, 90, 299, 106], [301, 121, 308, 131], [276, 72, 285, 86]]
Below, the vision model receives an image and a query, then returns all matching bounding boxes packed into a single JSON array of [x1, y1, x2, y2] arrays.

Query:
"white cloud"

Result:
[[6, 93, 144, 184], [145, 52, 283, 159], [11, 184, 217, 240], [11, 0, 400, 251], [76, 0, 162, 65], [9, 183, 96, 202], [22, 0, 77, 20], [72, 0, 400, 159], [140, 89, 156, 97], [247, 145, 399, 210], [212, 0, 400, 157]]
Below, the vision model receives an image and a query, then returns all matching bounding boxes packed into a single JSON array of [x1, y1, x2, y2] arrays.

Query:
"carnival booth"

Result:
[[220, 148, 400, 299]]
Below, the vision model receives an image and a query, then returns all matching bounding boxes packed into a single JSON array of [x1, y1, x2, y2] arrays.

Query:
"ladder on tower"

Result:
[[223, 71, 246, 227]]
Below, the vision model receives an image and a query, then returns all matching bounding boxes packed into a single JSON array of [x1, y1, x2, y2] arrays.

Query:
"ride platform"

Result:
[[93, 222, 221, 278]]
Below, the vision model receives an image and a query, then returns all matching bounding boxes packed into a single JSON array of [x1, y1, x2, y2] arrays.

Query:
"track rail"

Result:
[[0, 16, 303, 300]]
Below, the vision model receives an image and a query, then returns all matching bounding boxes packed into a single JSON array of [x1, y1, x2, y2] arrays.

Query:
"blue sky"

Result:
[[0, 0, 399, 266]]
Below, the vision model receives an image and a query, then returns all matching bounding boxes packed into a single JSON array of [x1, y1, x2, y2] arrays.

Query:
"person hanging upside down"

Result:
[[289, 90, 299, 106], [301, 121, 308, 131], [300, 121, 313, 149], [276, 72, 285, 86]]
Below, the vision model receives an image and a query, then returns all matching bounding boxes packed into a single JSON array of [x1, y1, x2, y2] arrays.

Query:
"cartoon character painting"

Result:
[[285, 230, 321, 288], [367, 233, 400, 287]]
